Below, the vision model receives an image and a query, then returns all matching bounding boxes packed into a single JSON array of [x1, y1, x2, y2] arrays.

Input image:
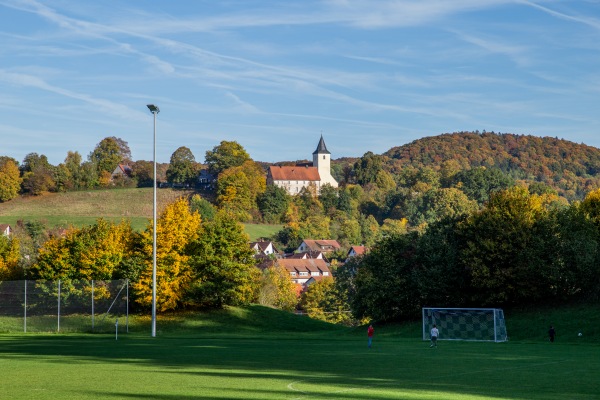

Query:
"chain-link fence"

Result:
[[0, 279, 129, 333]]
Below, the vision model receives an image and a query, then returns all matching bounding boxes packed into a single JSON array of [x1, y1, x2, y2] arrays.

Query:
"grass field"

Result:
[[0, 188, 282, 240], [1, 306, 599, 399]]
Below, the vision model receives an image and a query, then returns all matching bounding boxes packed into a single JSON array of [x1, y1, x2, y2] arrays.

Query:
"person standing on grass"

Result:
[[549, 325, 556, 342], [430, 324, 439, 348], [367, 324, 374, 348]]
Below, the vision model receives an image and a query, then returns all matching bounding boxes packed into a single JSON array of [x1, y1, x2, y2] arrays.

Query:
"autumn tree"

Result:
[[133, 198, 201, 311], [30, 219, 136, 281], [166, 146, 198, 185], [20, 153, 56, 195], [189, 194, 217, 222], [0, 234, 21, 280], [217, 160, 266, 221], [205, 140, 251, 176], [300, 277, 352, 325], [0, 157, 22, 202], [187, 210, 259, 308], [258, 264, 298, 311]]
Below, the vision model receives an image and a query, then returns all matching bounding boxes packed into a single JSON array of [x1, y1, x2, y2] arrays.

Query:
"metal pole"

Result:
[[147, 104, 160, 338]]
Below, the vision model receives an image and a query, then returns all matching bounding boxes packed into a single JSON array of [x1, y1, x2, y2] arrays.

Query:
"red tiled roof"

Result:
[[277, 258, 331, 274], [349, 245, 367, 255], [301, 239, 341, 252], [269, 166, 321, 181]]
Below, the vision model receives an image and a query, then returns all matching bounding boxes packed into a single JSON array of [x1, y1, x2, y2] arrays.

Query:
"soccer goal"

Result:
[[422, 308, 508, 342]]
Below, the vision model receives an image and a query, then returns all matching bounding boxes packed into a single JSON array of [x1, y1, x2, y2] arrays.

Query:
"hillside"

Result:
[[383, 131, 600, 200]]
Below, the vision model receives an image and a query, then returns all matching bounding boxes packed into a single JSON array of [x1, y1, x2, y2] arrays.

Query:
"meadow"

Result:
[[1, 305, 599, 399], [0, 188, 281, 240]]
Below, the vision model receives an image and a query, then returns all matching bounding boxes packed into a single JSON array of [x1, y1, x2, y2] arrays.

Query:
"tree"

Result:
[[257, 184, 290, 223], [354, 152, 384, 185], [89, 137, 122, 175], [187, 210, 259, 308], [451, 167, 514, 204], [190, 194, 217, 222], [456, 186, 551, 305], [258, 265, 298, 311], [20, 153, 56, 195], [30, 219, 136, 281], [109, 136, 132, 164], [0, 234, 21, 280], [318, 184, 338, 215], [205, 141, 251, 176], [131, 160, 154, 187], [217, 160, 266, 221], [300, 277, 352, 324], [133, 198, 201, 311], [0, 157, 22, 202], [166, 146, 198, 185]]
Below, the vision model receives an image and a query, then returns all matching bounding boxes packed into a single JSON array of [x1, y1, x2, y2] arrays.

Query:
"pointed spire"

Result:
[[312, 134, 331, 155]]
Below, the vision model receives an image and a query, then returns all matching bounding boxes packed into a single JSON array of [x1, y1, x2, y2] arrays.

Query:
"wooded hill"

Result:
[[379, 131, 600, 201]]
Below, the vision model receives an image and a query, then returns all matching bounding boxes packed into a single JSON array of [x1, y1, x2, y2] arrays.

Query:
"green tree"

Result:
[[89, 137, 122, 175], [0, 157, 22, 202], [205, 141, 251, 176], [166, 146, 198, 185], [257, 184, 290, 223], [190, 194, 217, 222], [452, 167, 514, 204], [457, 186, 550, 305], [187, 210, 259, 308], [354, 152, 385, 185]]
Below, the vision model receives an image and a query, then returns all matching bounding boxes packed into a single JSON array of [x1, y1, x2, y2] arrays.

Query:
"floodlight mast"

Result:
[[147, 104, 160, 337]]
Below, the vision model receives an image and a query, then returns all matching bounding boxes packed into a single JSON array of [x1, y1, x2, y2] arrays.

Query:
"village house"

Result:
[[111, 164, 132, 180], [267, 136, 338, 195], [277, 258, 331, 287], [297, 239, 341, 254], [250, 241, 279, 256], [0, 224, 13, 236]]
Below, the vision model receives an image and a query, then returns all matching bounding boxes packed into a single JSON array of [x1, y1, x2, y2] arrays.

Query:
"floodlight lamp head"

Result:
[[147, 104, 160, 114]]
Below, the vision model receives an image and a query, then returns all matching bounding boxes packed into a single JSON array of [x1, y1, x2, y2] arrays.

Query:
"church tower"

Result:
[[312, 135, 338, 188]]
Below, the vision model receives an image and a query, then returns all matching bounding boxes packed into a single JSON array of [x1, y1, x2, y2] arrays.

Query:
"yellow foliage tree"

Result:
[[0, 235, 21, 280], [133, 197, 201, 311]]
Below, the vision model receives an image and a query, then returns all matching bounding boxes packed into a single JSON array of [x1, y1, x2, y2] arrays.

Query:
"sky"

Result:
[[1, 0, 600, 166]]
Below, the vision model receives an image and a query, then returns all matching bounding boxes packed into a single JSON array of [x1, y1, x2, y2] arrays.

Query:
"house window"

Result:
[[323, 155, 325, 160], [299, 271, 308, 276], [323, 272, 329, 276], [290, 271, 296, 276], [311, 272, 319, 276]]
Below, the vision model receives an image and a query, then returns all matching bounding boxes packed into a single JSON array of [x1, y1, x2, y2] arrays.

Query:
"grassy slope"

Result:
[[0, 188, 281, 239]]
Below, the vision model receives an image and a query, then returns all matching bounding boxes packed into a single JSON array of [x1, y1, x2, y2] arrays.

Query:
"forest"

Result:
[[1, 131, 600, 323]]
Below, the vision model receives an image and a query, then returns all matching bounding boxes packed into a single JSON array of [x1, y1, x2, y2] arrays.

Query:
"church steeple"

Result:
[[313, 135, 331, 155]]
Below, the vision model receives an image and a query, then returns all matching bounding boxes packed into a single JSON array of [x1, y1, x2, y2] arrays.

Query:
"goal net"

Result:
[[422, 308, 508, 342]]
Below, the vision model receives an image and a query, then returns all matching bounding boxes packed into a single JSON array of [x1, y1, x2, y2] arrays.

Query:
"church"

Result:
[[266, 136, 338, 195]]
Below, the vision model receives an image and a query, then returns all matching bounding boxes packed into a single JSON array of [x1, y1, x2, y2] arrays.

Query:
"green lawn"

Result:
[[1, 306, 599, 399]]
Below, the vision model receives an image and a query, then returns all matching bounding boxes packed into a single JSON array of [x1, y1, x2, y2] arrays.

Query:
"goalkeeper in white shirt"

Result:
[[430, 324, 439, 348]]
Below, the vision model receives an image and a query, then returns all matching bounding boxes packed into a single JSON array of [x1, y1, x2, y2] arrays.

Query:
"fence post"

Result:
[[92, 280, 95, 331], [126, 279, 129, 333], [24, 280, 27, 333], [57, 280, 61, 332]]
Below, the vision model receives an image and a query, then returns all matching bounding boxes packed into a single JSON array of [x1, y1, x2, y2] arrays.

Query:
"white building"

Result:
[[267, 136, 338, 195]]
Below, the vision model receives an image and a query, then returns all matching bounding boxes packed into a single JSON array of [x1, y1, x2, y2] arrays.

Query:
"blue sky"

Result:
[[1, 0, 599, 165]]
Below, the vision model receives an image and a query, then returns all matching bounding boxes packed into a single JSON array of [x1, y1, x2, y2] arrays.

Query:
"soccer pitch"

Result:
[[1, 333, 598, 399]]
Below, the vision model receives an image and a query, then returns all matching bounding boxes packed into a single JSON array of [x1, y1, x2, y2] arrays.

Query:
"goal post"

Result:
[[422, 307, 508, 342]]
